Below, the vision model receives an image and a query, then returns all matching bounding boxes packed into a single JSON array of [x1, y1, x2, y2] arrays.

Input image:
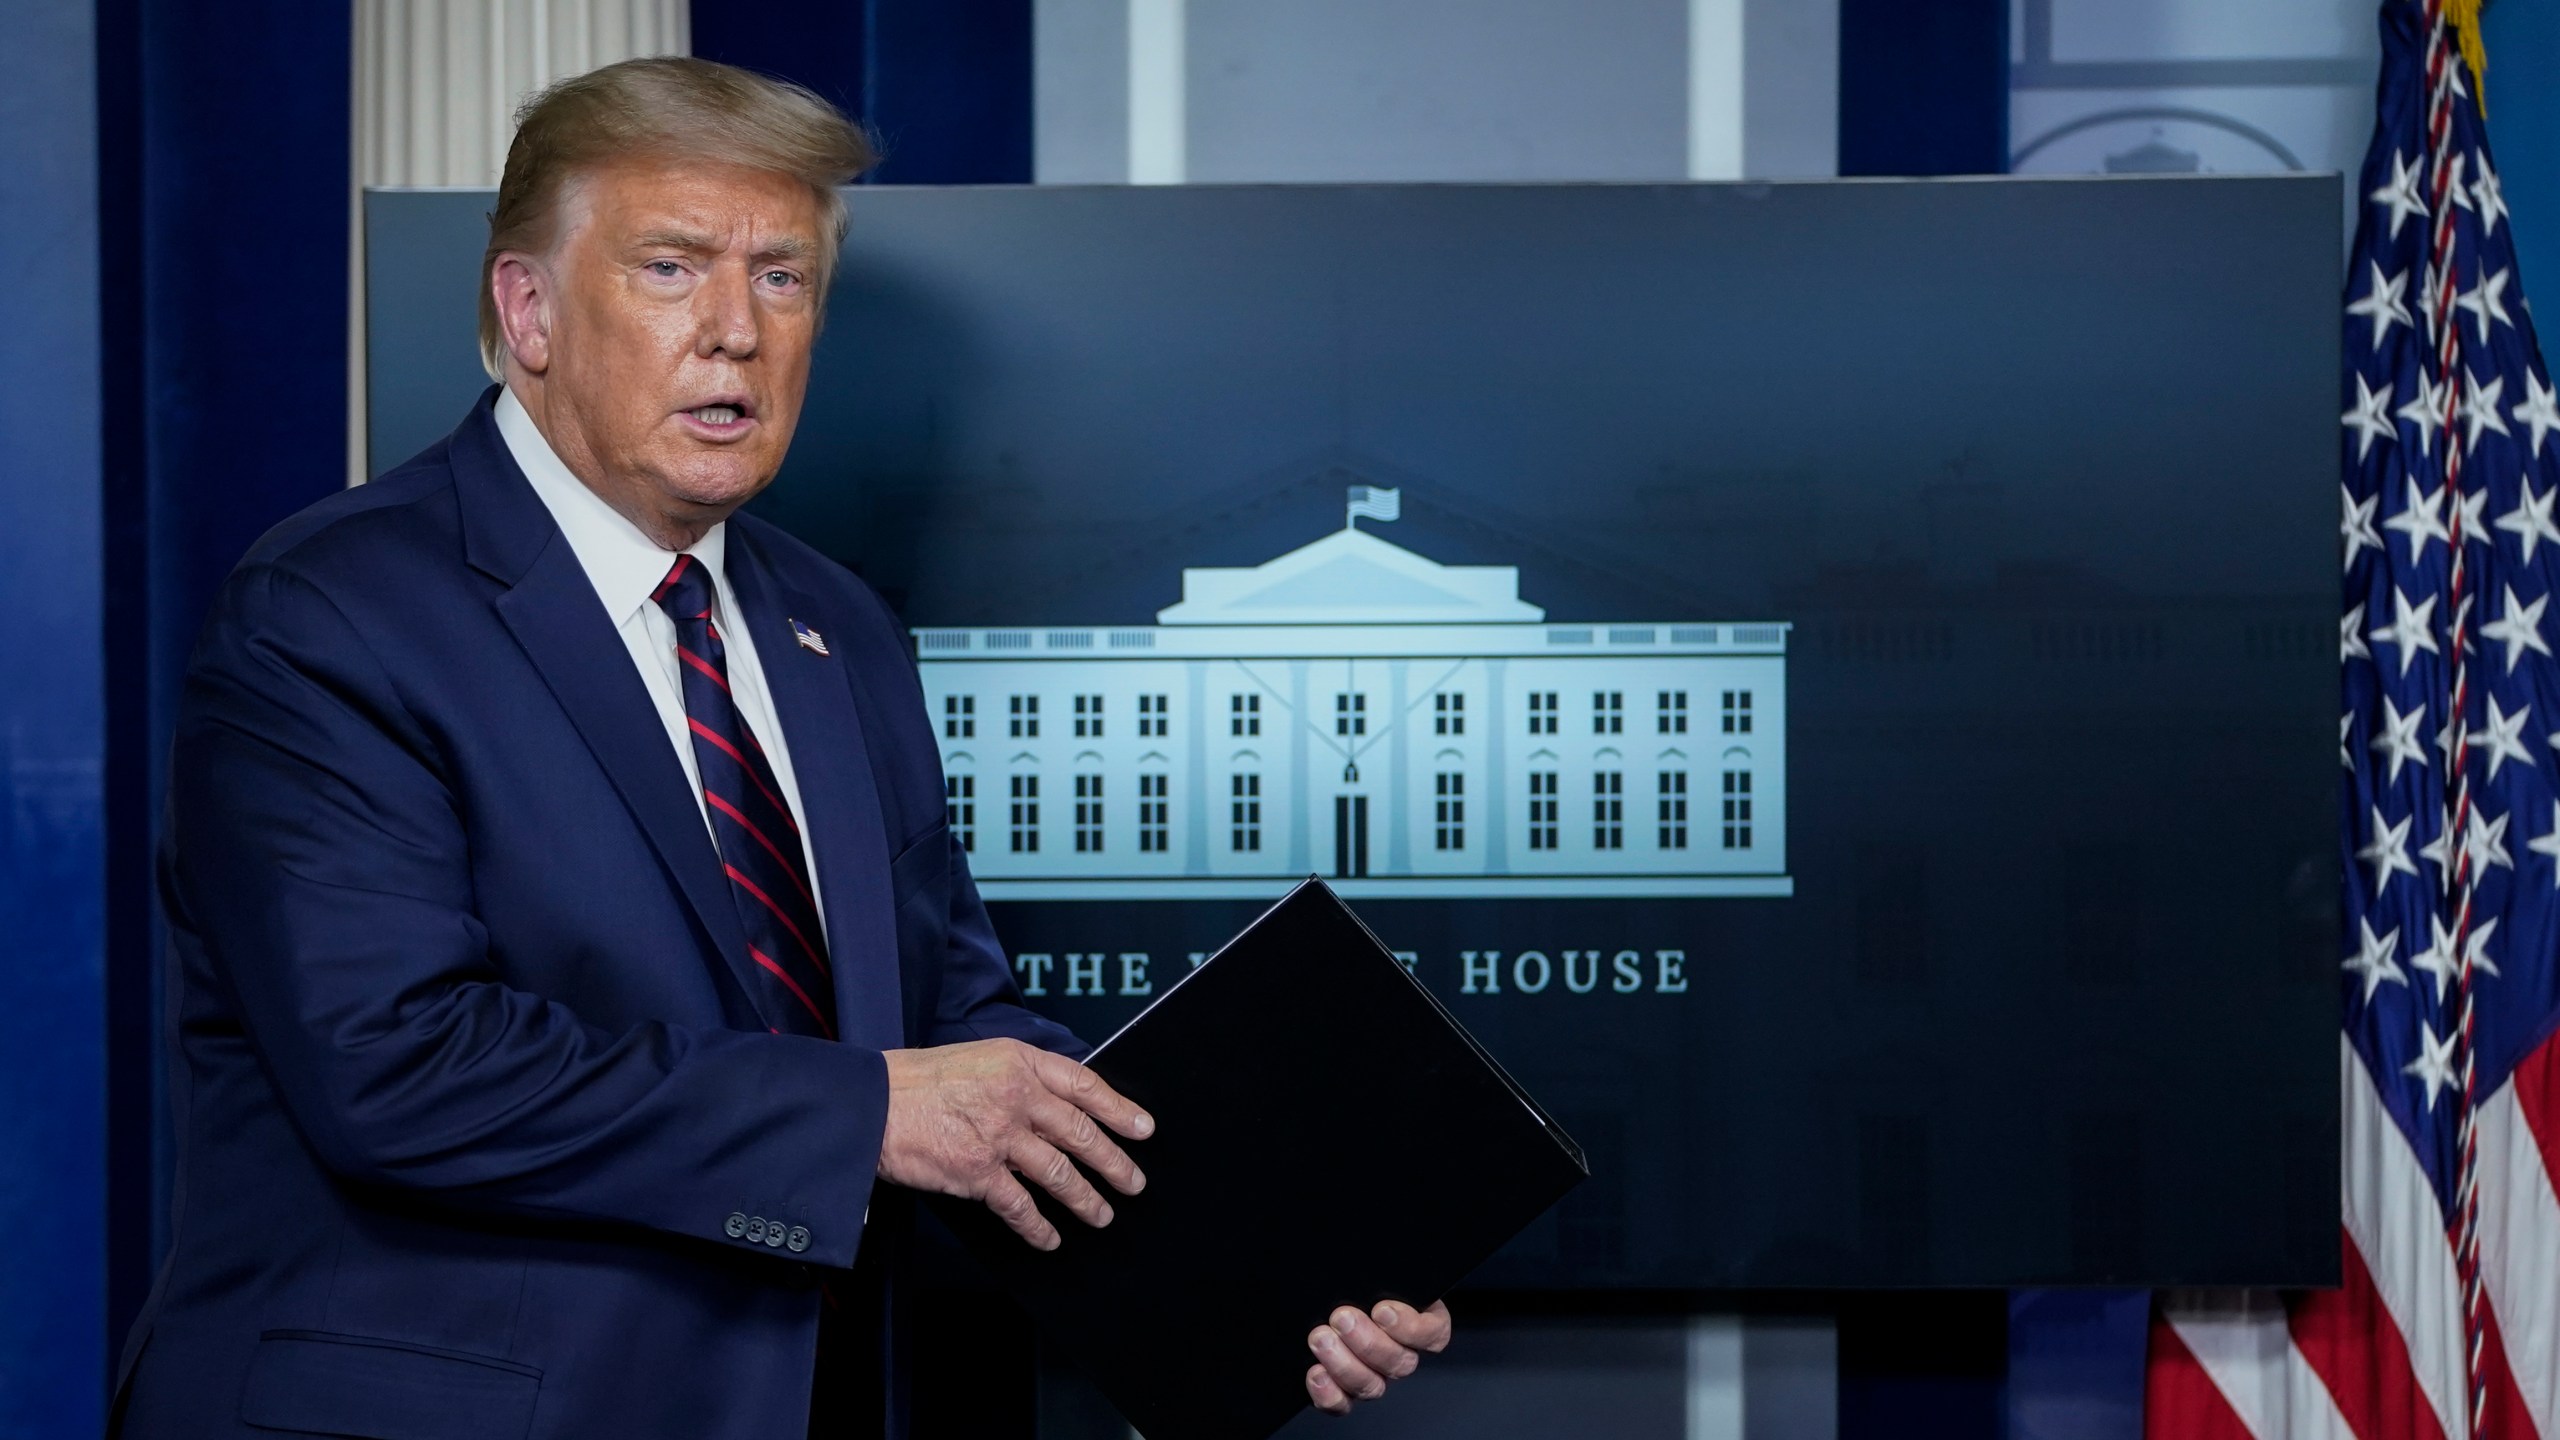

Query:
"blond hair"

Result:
[[477, 56, 875, 380]]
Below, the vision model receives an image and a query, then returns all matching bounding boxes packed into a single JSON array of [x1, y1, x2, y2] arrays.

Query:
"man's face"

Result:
[[512, 154, 824, 538]]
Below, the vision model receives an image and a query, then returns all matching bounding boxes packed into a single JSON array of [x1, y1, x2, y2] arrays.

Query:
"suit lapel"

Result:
[[726, 533, 904, 1052], [450, 391, 770, 1030], [490, 547, 776, 1024]]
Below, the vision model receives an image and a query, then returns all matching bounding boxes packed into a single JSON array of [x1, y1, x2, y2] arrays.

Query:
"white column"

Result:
[[1690, 1312, 1842, 1440], [1183, 659, 1210, 871], [1286, 659, 1311, 873], [1687, 1315, 1744, 1440], [1687, 0, 1745, 179], [1035, 0, 1186, 184], [1694, 0, 1839, 181], [1386, 658, 1411, 873], [349, 0, 688, 483], [1125, 0, 1186, 183], [1483, 657, 1509, 872]]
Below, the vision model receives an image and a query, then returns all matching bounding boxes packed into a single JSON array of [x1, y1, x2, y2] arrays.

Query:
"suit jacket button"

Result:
[[764, 1224, 786, 1248], [786, 1226, 811, 1253], [745, 1217, 769, 1244], [725, 1212, 749, 1239]]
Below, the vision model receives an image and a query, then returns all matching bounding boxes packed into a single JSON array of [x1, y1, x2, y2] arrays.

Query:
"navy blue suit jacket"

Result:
[[115, 392, 1079, 1439]]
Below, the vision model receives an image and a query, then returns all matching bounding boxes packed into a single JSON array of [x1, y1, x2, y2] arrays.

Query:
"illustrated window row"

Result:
[[948, 687, 1754, 741], [940, 773, 1175, 855], [1529, 689, 1752, 736], [1528, 769, 1749, 850], [946, 768, 1752, 854], [943, 692, 1177, 740]]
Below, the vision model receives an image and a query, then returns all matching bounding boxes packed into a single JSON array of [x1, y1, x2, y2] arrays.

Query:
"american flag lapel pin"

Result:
[[789, 619, 830, 656]]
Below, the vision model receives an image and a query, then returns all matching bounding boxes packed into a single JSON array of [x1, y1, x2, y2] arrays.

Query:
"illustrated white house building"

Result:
[[914, 493, 1789, 900]]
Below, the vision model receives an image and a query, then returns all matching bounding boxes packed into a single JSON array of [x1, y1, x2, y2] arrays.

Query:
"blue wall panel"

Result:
[[692, 0, 1033, 183], [864, 0, 1033, 183], [1839, 0, 2009, 176], [2483, 0, 2560, 319], [95, 0, 352, 1380], [690, 0, 870, 132], [0, 1, 106, 1432], [2006, 1288, 2147, 1440]]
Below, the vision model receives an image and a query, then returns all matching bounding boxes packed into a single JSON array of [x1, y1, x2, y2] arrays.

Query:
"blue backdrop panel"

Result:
[[858, 0, 1032, 183], [2006, 1288, 2148, 1440], [370, 177, 2341, 1290], [0, 1, 106, 1433], [691, 0, 1033, 184], [1839, 0, 2010, 175], [690, 0, 871, 127]]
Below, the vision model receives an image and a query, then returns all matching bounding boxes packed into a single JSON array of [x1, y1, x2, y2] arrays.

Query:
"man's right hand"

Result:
[[877, 1039, 1153, 1250]]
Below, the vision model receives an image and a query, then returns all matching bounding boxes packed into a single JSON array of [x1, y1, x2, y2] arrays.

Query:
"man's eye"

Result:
[[647, 260, 683, 277], [763, 270, 799, 288]]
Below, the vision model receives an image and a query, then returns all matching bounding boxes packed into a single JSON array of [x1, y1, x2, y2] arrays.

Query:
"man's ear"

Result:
[[491, 253, 554, 375]]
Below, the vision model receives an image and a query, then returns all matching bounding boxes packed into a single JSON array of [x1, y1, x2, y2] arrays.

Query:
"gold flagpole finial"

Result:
[[2446, 0, 2489, 114]]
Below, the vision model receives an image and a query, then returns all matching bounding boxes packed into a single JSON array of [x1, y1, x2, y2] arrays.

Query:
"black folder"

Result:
[[928, 878, 1588, 1440]]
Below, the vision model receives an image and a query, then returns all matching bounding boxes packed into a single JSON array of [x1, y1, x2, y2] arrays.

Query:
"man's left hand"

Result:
[[1305, 1299, 1452, 1415]]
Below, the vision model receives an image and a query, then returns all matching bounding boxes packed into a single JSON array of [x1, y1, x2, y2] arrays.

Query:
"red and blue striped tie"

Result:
[[652, 554, 837, 1040]]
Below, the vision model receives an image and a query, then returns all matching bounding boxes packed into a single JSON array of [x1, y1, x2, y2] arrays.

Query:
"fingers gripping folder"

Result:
[[925, 877, 1587, 1440]]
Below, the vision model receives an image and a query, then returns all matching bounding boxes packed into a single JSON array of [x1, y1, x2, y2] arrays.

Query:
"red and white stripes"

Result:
[[2149, 1033, 2560, 1439]]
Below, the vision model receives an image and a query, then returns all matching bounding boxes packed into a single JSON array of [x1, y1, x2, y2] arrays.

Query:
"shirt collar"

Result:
[[494, 385, 726, 626]]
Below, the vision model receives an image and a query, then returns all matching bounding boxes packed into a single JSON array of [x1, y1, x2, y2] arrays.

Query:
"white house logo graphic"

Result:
[[914, 490, 1790, 901]]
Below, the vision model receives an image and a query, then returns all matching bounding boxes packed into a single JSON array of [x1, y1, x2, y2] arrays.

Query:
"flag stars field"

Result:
[[2369, 585, 2440, 674], [2347, 486, 2387, 567], [2480, 586, 2551, 672], [2510, 372, 2560, 455], [2348, 375, 2400, 460], [2468, 696, 2534, 778], [2405, 1022, 2461, 1112], [2461, 367, 2511, 452], [2400, 369, 2449, 453], [2384, 477, 2449, 558], [2351, 261, 2414, 348], [2496, 476, 2560, 559]]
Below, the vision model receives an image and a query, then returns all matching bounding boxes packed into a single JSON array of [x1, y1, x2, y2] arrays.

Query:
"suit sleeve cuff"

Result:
[[704, 1039, 887, 1272]]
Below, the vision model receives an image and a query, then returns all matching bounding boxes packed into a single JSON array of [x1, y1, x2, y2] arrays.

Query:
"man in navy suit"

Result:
[[114, 56, 1447, 1440]]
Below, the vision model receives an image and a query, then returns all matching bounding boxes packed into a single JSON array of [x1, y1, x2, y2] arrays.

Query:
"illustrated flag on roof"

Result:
[[1345, 485, 1401, 526], [2145, 4, 2560, 1438]]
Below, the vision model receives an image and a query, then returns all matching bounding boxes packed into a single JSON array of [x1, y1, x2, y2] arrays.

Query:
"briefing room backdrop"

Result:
[[16, 1, 2560, 1437]]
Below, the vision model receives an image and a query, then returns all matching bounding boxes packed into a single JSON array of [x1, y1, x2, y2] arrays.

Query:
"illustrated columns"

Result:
[[1183, 659, 1211, 872], [1484, 658, 1509, 873], [1287, 660, 1311, 873], [1386, 659, 1411, 874]]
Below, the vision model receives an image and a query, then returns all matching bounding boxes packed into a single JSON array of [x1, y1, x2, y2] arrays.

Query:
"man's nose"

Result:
[[696, 263, 760, 359]]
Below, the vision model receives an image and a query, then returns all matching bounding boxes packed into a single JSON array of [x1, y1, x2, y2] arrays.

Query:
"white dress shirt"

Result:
[[495, 387, 827, 935]]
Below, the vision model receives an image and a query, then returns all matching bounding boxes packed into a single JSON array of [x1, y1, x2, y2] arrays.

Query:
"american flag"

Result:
[[2145, 3, 2560, 1437]]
